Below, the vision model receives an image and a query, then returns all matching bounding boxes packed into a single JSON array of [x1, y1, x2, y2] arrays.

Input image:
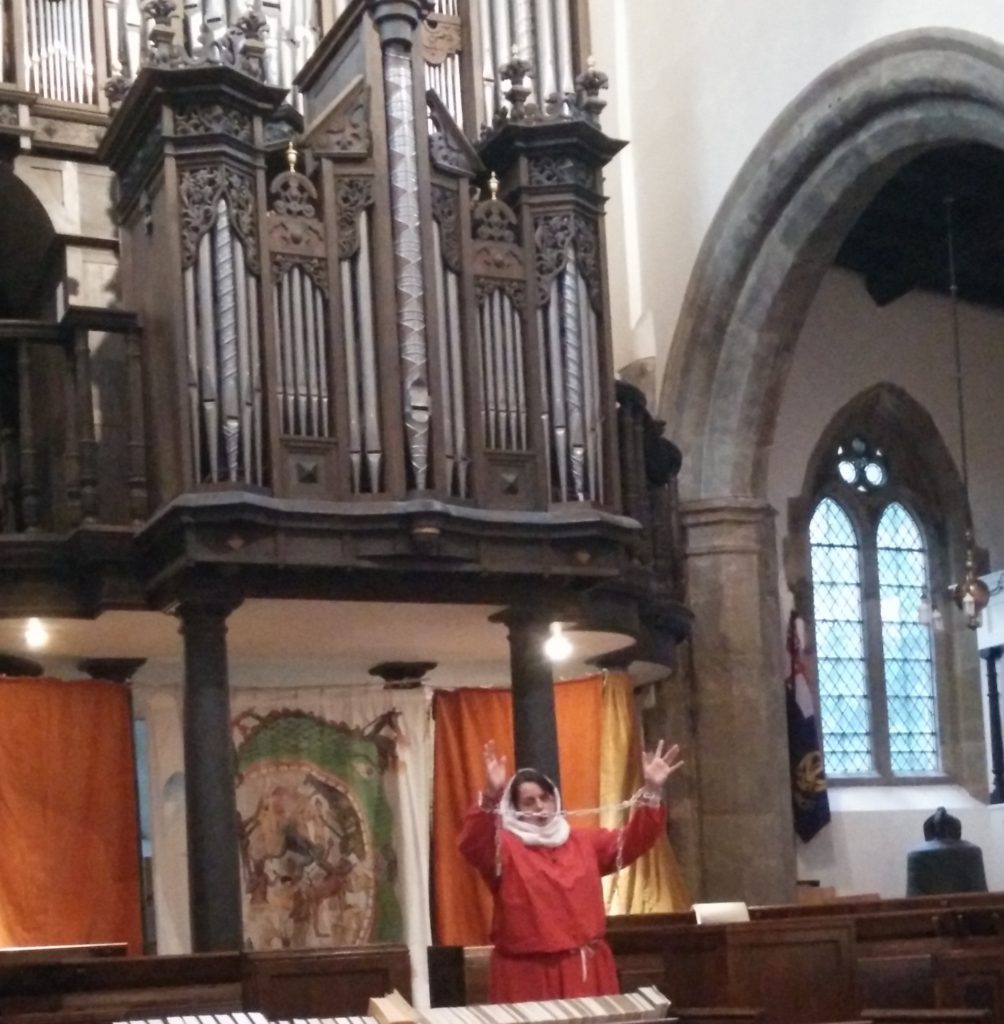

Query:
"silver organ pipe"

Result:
[[432, 225, 455, 494], [478, 288, 526, 456], [445, 267, 467, 495], [356, 209, 382, 491], [183, 195, 263, 486], [213, 198, 241, 480], [273, 265, 330, 439], [184, 265, 201, 478], [340, 258, 363, 491], [538, 239, 603, 503], [479, 0, 575, 117], [337, 193, 383, 494], [233, 242, 253, 481], [546, 279, 567, 499], [21, 0, 99, 102]]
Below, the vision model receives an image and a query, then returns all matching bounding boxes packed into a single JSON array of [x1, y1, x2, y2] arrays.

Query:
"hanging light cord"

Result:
[[945, 195, 971, 496]]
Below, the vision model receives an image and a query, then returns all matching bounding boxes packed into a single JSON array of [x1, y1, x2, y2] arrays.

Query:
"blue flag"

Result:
[[786, 611, 831, 842]]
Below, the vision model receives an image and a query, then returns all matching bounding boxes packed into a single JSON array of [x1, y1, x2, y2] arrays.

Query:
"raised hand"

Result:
[[483, 740, 509, 801], [642, 740, 683, 793]]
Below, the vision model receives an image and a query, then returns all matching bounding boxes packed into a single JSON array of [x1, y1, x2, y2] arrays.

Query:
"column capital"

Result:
[[367, 0, 434, 49], [172, 569, 243, 621], [489, 604, 556, 633], [681, 496, 776, 527], [683, 496, 777, 560]]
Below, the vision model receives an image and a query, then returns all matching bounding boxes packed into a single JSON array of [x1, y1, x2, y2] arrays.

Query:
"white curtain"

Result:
[[138, 682, 433, 1007]]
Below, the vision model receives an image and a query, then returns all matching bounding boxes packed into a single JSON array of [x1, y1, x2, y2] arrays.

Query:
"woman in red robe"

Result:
[[458, 739, 682, 1001]]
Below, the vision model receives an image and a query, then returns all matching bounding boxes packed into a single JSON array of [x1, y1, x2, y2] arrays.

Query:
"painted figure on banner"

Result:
[[233, 708, 402, 950]]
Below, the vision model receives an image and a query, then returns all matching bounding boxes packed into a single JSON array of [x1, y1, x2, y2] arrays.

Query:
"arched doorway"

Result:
[[661, 30, 1004, 901]]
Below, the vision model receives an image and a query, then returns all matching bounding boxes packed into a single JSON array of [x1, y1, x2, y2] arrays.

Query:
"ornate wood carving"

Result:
[[180, 165, 260, 273], [430, 184, 461, 273], [271, 253, 328, 292], [119, 122, 164, 206], [174, 102, 252, 143], [420, 13, 462, 66], [307, 80, 371, 159], [267, 155, 327, 291], [527, 155, 594, 189], [335, 176, 374, 259], [474, 277, 525, 308], [471, 184, 525, 306], [426, 89, 483, 177], [534, 212, 601, 309]]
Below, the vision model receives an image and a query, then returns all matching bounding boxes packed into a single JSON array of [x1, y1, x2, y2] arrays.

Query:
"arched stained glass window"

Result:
[[877, 502, 938, 772], [809, 498, 872, 773]]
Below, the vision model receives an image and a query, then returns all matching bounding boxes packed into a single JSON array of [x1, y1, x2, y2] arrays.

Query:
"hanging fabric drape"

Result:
[[0, 678, 142, 953], [432, 674, 606, 946], [139, 683, 434, 1005], [599, 672, 691, 913], [432, 673, 690, 945]]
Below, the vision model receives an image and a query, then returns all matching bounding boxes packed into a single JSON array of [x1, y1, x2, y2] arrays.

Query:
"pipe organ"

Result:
[[101, 0, 625, 514]]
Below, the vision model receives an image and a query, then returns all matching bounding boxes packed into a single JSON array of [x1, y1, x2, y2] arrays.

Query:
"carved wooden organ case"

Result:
[[100, 0, 627, 518]]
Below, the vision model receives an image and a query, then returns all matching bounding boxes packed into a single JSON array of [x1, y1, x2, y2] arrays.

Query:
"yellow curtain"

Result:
[[0, 678, 142, 952], [600, 671, 691, 913]]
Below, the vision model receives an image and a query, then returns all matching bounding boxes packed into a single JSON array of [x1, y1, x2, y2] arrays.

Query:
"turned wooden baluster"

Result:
[[126, 325, 149, 522], [17, 340, 39, 531]]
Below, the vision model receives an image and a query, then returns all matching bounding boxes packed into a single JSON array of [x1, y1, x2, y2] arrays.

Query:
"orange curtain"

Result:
[[0, 678, 142, 953], [432, 676, 603, 946]]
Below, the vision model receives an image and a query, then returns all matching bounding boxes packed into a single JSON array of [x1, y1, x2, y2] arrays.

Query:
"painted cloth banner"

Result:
[[230, 686, 433, 1005], [0, 678, 142, 953], [786, 611, 831, 842]]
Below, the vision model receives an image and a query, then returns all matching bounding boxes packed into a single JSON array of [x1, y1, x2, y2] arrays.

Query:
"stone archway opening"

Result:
[[658, 29, 1004, 903], [0, 164, 57, 318], [663, 29, 1004, 503]]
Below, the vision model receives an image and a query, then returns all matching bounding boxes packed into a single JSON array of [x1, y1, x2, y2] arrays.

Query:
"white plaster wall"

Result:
[[766, 267, 1004, 894], [766, 267, 1004, 572], [797, 787, 1004, 896], [589, 1, 1004, 388]]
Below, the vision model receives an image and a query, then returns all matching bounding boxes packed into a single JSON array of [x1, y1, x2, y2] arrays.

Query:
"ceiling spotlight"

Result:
[[543, 622, 572, 663], [24, 617, 49, 650]]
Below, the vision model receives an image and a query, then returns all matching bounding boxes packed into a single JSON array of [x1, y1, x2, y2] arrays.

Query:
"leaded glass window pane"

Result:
[[877, 502, 939, 773], [810, 498, 872, 773]]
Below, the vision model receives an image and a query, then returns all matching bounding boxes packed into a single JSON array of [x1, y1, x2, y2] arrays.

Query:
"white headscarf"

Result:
[[499, 769, 571, 847]]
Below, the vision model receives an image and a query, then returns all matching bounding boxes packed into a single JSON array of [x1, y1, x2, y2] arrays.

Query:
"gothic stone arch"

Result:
[[660, 30, 1004, 902]]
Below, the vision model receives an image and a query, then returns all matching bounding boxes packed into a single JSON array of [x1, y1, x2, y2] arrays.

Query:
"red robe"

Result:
[[457, 801, 667, 1001]]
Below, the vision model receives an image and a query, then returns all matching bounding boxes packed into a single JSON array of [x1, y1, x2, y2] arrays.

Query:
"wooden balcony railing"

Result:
[[0, 309, 146, 533]]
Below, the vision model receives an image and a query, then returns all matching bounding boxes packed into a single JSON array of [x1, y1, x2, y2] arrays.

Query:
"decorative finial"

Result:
[[488, 171, 499, 201], [286, 140, 298, 173], [575, 58, 609, 126]]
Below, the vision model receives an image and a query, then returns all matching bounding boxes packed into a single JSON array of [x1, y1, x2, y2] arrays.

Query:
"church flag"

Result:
[[785, 610, 831, 842]]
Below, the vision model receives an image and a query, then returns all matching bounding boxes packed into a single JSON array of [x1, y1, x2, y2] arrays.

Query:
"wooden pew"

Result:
[[934, 949, 1004, 1024], [0, 945, 127, 964], [0, 945, 411, 1024], [862, 1010, 991, 1024], [673, 1008, 766, 1024]]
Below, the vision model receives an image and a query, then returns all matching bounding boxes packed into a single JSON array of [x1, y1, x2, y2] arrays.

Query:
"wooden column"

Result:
[[177, 579, 243, 951], [495, 606, 560, 785]]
